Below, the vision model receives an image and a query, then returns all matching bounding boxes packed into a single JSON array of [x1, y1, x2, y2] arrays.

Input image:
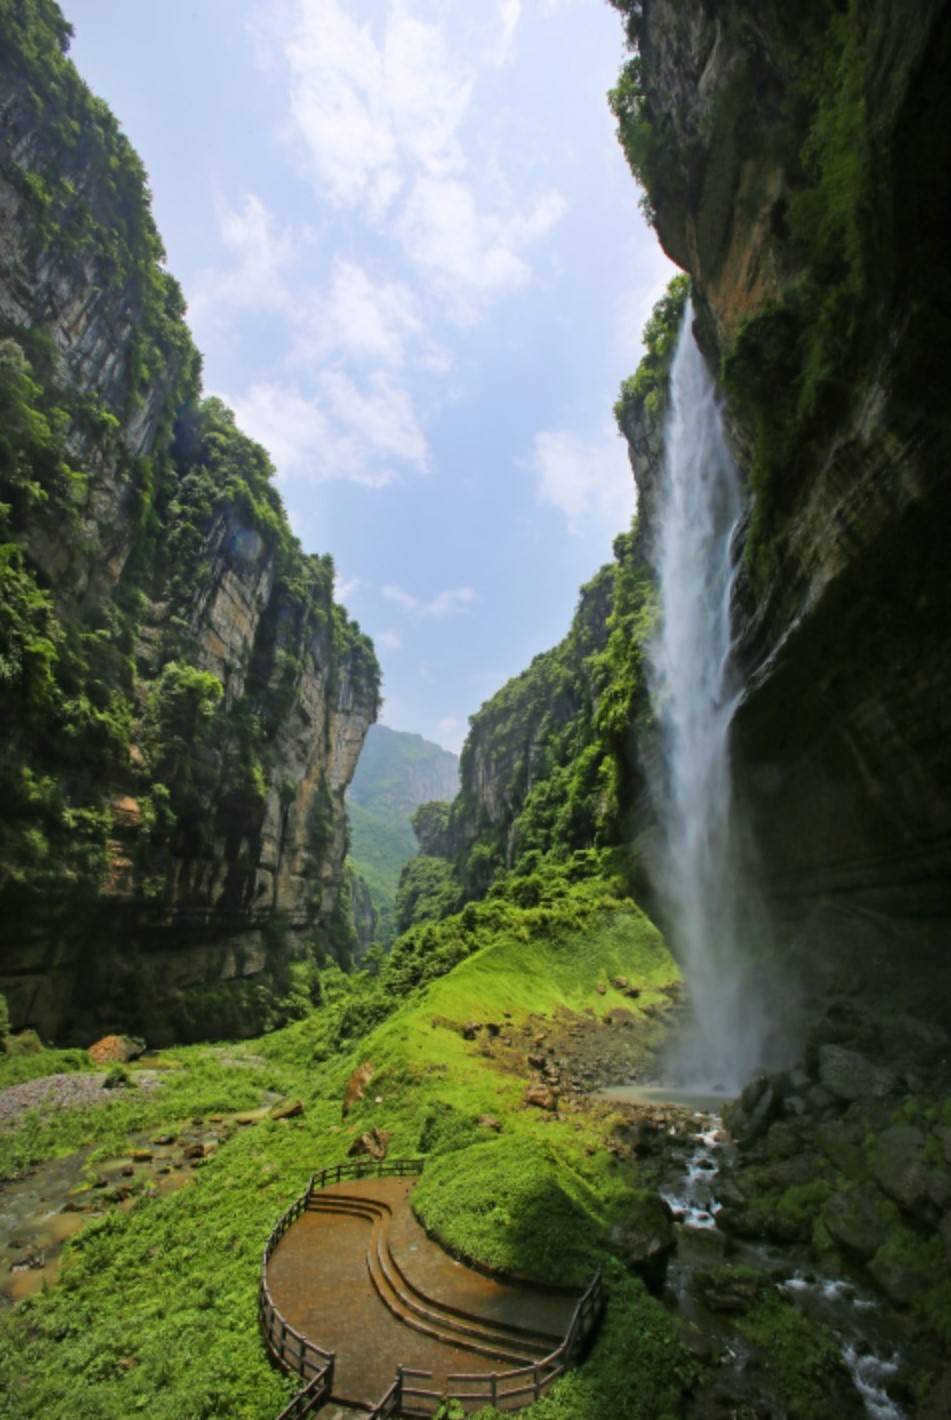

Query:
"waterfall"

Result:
[[648, 301, 760, 1090]]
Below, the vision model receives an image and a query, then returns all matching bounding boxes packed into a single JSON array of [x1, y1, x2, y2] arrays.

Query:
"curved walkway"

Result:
[[266, 1175, 578, 1410]]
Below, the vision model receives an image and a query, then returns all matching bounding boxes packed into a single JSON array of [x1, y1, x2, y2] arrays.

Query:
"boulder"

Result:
[[342, 1060, 374, 1117], [524, 1084, 558, 1111], [816, 1120, 867, 1180], [817, 1045, 896, 1102], [269, 1099, 304, 1121], [723, 1074, 781, 1144], [88, 1034, 146, 1065], [821, 1184, 890, 1259], [609, 1192, 675, 1291], [348, 1127, 390, 1161], [4, 1029, 44, 1056], [462, 1021, 480, 1041], [869, 1124, 930, 1213], [478, 1114, 501, 1132], [689, 1264, 766, 1314], [869, 1240, 931, 1307]]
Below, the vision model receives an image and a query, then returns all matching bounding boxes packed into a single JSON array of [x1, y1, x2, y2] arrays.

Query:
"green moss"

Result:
[[739, 1291, 853, 1419], [414, 1135, 605, 1284], [613, 275, 690, 432]]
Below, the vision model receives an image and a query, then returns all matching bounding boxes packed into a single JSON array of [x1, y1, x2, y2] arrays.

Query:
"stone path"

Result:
[[265, 1177, 578, 1410]]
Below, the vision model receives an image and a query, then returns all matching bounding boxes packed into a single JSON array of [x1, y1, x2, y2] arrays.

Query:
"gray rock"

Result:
[[805, 1084, 836, 1114], [816, 1120, 867, 1180], [689, 1263, 766, 1314], [869, 1241, 930, 1307], [818, 1045, 897, 1102], [821, 1184, 889, 1259], [609, 1193, 675, 1291], [871, 1124, 933, 1217], [723, 1075, 781, 1144]]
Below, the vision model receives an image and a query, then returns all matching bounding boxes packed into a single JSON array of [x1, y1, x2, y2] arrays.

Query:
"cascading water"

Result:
[[648, 302, 760, 1090]]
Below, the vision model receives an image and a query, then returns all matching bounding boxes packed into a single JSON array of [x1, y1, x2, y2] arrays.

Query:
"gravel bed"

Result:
[[0, 1071, 163, 1130]]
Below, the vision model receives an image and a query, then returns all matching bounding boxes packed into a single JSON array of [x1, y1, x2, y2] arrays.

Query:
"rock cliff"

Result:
[[610, 0, 951, 1013], [0, 2, 379, 1042]]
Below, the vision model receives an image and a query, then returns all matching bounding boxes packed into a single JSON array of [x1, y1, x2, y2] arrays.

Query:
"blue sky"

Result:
[[66, 0, 674, 751]]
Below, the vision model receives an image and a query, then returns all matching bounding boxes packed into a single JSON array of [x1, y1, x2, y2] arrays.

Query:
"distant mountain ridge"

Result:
[[347, 725, 459, 950]]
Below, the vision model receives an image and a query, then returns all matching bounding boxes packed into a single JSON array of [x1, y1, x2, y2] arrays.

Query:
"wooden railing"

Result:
[[262, 1160, 424, 1417], [262, 1159, 604, 1419], [368, 1271, 605, 1417]]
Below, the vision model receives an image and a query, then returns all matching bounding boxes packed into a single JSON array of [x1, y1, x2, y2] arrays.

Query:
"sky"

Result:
[[66, 0, 675, 752]]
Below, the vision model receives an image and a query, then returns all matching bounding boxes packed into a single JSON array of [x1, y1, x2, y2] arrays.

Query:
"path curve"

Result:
[[265, 1175, 578, 1410]]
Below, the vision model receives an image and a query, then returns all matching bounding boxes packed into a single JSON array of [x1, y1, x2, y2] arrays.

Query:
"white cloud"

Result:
[[530, 428, 635, 540], [495, 0, 522, 66], [319, 369, 428, 467], [375, 629, 403, 651], [272, 0, 469, 218], [189, 193, 295, 326], [395, 176, 566, 325], [223, 374, 427, 487], [382, 583, 476, 618], [258, 0, 567, 325], [288, 257, 448, 374], [335, 573, 362, 601]]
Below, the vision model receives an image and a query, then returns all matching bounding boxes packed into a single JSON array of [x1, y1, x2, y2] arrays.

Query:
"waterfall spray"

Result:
[[648, 302, 761, 1090]]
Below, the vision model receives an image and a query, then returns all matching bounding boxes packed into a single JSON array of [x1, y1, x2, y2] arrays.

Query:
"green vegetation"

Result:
[[0, 0, 379, 1037], [0, 890, 690, 1420], [614, 275, 689, 434], [395, 853, 462, 934], [346, 726, 459, 950], [431, 533, 654, 918], [738, 1292, 856, 1419]]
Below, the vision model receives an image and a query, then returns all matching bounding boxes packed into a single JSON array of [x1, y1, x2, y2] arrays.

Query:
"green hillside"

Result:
[[347, 725, 459, 949]]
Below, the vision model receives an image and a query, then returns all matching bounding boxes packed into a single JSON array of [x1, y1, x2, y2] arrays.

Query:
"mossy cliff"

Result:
[[610, 0, 951, 1012], [0, 1, 379, 1043], [391, 527, 658, 933]]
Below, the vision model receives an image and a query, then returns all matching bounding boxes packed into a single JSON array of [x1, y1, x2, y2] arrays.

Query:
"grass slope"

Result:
[[0, 899, 695, 1420]]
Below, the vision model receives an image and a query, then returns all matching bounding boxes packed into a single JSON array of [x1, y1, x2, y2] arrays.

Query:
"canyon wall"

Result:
[[0, 2, 379, 1042], [611, 0, 951, 1012]]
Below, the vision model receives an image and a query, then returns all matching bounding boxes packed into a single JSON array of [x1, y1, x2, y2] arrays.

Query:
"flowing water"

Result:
[[657, 1108, 906, 1419], [647, 302, 761, 1089]]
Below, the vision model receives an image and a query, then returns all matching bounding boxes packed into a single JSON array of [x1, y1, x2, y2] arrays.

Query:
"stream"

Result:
[[0, 1102, 276, 1307], [600, 1085, 905, 1419]]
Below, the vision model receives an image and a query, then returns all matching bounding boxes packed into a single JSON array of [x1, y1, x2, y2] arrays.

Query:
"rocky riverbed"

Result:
[[606, 997, 951, 1417]]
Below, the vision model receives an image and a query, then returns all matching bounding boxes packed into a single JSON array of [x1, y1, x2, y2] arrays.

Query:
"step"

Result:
[[306, 1193, 557, 1365], [384, 1240, 560, 1352], [373, 1236, 553, 1360], [367, 1242, 541, 1367]]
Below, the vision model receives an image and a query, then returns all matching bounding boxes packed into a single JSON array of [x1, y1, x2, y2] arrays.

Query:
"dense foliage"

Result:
[[0, 0, 379, 1036], [0, 895, 690, 1420], [614, 275, 689, 434], [346, 727, 458, 950]]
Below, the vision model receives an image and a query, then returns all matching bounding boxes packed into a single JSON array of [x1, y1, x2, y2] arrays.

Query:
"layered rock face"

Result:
[[0, 5, 378, 1042], [615, 0, 951, 1013]]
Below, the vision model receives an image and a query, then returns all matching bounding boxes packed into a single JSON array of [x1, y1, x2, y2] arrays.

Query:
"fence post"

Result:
[[534, 1365, 541, 1402], [491, 1372, 498, 1406]]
